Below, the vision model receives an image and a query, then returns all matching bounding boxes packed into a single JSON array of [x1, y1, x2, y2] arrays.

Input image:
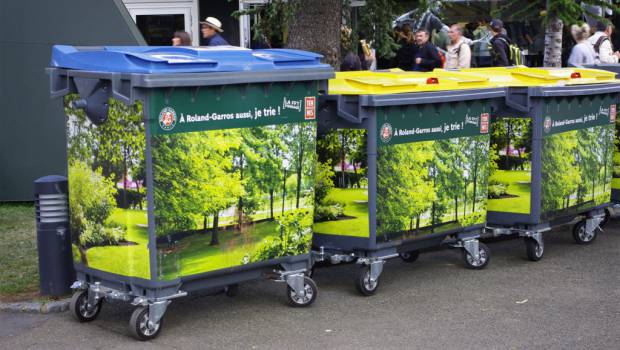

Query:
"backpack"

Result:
[[490, 37, 525, 66], [594, 35, 610, 54]]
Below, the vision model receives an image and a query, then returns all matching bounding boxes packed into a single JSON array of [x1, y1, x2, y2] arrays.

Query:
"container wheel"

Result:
[[573, 220, 597, 245], [70, 290, 102, 323], [224, 284, 239, 297], [399, 250, 420, 263], [524, 237, 544, 261], [129, 306, 163, 341], [601, 208, 611, 228], [287, 276, 318, 307], [354, 266, 380, 296], [462, 242, 490, 270]]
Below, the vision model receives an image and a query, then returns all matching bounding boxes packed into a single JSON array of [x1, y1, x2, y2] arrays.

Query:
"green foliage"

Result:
[[492, 0, 619, 26], [68, 161, 122, 246], [245, 209, 312, 263], [314, 203, 345, 221], [357, 0, 401, 59], [315, 162, 336, 205], [80, 221, 127, 247], [488, 182, 508, 199], [232, 0, 301, 47]]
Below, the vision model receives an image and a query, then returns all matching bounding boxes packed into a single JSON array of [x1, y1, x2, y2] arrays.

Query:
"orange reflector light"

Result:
[[426, 77, 439, 84], [571, 72, 581, 79]]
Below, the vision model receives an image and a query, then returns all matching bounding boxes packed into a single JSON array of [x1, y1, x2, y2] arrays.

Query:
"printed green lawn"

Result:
[[0, 203, 39, 297], [612, 178, 620, 190], [160, 220, 280, 279], [85, 208, 150, 279], [488, 170, 531, 214], [313, 188, 370, 238]]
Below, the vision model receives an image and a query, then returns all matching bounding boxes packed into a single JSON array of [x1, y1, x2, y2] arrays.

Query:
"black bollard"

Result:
[[34, 175, 74, 296]]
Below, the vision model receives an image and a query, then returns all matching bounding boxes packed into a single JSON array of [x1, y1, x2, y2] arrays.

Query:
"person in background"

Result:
[[200, 17, 229, 46], [395, 24, 416, 71], [445, 24, 471, 69], [412, 29, 442, 72], [172, 31, 192, 46], [588, 22, 620, 64], [340, 52, 363, 71], [489, 19, 512, 66], [567, 23, 596, 67], [472, 20, 492, 67]]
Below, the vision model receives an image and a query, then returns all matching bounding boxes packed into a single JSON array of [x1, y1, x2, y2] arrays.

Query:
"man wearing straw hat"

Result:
[[201, 17, 229, 46]]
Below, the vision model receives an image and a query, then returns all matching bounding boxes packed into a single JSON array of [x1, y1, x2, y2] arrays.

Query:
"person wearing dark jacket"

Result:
[[201, 17, 229, 46], [412, 29, 442, 72], [489, 19, 511, 66]]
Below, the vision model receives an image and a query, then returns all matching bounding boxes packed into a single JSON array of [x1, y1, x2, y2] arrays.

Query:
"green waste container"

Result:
[[313, 70, 504, 295], [453, 67, 620, 261], [48, 45, 333, 340]]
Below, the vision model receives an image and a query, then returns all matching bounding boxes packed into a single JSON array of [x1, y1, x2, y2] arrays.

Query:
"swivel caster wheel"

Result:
[[525, 237, 544, 261], [130, 306, 164, 341], [462, 242, 490, 270], [286, 276, 318, 307], [70, 290, 102, 323], [573, 219, 597, 245], [399, 250, 420, 263], [355, 266, 380, 296]]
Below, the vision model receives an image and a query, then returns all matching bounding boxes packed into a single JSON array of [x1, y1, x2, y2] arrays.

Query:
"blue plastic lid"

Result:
[[50, 45, 329, 73]]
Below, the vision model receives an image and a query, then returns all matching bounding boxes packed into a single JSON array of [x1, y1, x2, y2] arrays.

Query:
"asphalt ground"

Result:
[[1, 219, 619, 349]]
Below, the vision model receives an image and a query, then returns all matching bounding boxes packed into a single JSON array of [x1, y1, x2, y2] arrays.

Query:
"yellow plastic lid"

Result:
[[328, 69, 496, 95], [441, 66, 619, 87]]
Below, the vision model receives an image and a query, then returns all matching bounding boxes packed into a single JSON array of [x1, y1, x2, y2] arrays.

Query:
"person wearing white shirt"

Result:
[[445, 24, 471, 69], [588, 22, 620, 64], [567, 23, 597, 67]]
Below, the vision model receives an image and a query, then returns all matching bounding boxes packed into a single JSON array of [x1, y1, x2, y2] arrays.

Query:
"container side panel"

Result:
[[150, 83, 318, 280], [611, 108, 620, 199], [540, 95, 615, 221], [313, 129, 370, 238], [487, 117, 533, 215], [65, 96, 150, 279], [375, 100, 491, 243]]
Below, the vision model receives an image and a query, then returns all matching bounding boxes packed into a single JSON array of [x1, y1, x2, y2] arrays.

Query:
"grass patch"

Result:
[[160, 220, 280, 279], [0, 203, 39, 298], [488, 170, 531, 214], [612, 177, 620, 190], [313, 188, 369, 238], [85, 208, 150, 279]]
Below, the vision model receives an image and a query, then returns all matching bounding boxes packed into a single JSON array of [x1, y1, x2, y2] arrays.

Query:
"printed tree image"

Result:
[[153, 123, 316, 279], [376, 135, 490, 241], [313, 129, 370, 238], [541, 125, 614, 216], [64, 96, 149, 279], [491, 117, 532, 171]]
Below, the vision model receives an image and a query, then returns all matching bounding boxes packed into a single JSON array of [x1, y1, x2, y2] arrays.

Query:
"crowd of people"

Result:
[[391, 18, 620, 71]]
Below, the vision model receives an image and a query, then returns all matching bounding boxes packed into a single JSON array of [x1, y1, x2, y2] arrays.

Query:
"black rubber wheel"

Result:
[[224, 284, 239, 297], [573, 220, 597, 245], [70, 290, 102, 323], [601, 208, 611, 228], [462, 242, 490, 270], [524, 237, 544, 262], [354, 266, 380, 296], [399, 250, 420, 263], [129, 306, 163, 341], [286, 276, 318, 307]]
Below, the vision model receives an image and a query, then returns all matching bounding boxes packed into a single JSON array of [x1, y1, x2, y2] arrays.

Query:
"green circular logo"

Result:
[[159, 107, 177, 131]]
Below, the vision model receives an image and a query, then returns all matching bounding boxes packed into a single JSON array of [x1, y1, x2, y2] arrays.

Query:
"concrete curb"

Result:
[[0, 299, 70, 314]]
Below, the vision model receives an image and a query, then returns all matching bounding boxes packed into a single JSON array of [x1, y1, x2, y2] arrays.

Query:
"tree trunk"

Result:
[[454, 196, 459, 221], [238, 154, 244, 229], [296, 128, 304, 208], [282, 169, 287, 215], [210, 212, 220, 246], [543, 9, 563, 68], [269, 189, 275, 219], [287, 0, 342, 68], [472, 160, 478, 214]]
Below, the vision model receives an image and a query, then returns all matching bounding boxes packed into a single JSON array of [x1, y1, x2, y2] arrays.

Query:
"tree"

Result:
[[541, 132, 580, 213], [287, 0, 342, 67], [494, 0, 619, 67]]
